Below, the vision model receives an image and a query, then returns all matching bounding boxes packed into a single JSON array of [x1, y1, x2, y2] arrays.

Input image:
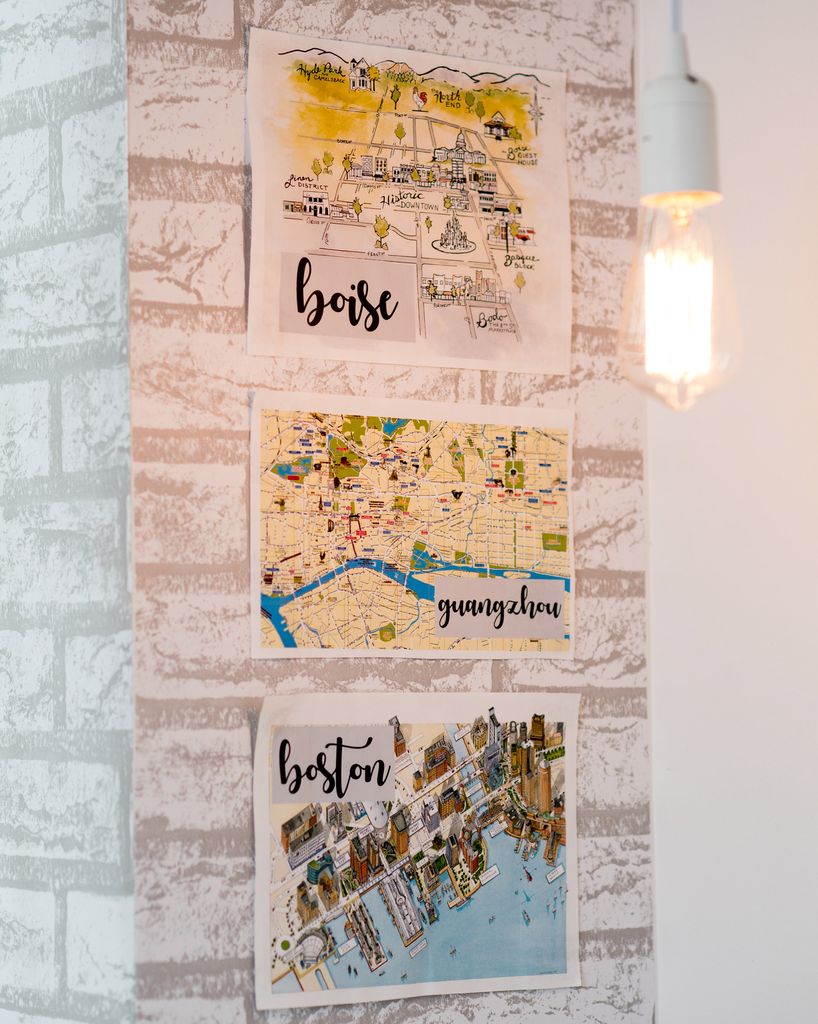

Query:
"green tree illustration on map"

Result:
[[374, 214, 390, 249], [424, 215, 432, 233], [410, 167, 420, 183], [509, 126, 522, 141], [390, 85, 401, 109], [394, 122, 406, 145], [342, 155, 352, 178], [368, 65, 380, 84], [506, 201, 520, 251], [464, 91, 475, 112], [311, 157, 322, 180], [443, 194, 452, 211], [514, 271, 526, 293], [474, 98, 486, 121], [322, 151, 334, 174], [352, 198, 362, 221]]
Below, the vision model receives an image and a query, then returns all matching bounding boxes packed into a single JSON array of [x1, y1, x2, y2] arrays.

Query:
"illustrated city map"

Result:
[[247, 30, 571, 373], [253, 396, 572, 656], [259, 705, 575, 1006]]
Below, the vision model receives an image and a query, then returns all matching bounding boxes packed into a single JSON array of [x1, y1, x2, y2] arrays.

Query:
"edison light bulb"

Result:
[[619, 22, 740, 411], [619, 193, 739, 411]]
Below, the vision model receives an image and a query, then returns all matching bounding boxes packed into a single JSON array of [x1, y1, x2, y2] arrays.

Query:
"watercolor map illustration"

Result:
[[254, 398, 572, 656], [248, 30, 571, 372], [260, 704, 574, 1006]]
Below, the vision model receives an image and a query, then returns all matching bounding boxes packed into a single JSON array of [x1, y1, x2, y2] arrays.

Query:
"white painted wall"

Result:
[[641, 1, 818, 1021]]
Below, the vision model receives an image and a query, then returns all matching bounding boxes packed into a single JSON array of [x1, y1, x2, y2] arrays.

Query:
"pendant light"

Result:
[[619, 0, 740, 411]]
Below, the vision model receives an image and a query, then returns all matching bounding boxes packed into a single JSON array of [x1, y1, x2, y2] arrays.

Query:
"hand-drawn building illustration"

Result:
[[433, 129, 486, 188], [349, 57, 376, 91], [484, 111, 514, 139]]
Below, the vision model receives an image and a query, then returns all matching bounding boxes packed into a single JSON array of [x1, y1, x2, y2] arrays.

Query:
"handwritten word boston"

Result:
[[273, 725, 396, 804]]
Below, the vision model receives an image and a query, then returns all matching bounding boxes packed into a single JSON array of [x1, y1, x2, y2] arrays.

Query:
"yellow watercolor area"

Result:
[[287, 64, 382, 113], [419, 79, 533, 143], [286, 100, 373, 175]]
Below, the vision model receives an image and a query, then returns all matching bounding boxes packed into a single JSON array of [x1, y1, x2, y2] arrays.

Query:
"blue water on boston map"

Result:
[[324, 830, 567, 989]]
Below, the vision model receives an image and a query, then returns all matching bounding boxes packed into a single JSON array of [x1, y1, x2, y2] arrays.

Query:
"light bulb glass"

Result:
[[619, 194, 740, 411]]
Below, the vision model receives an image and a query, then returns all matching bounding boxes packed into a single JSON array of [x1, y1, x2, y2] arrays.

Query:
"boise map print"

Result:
[[252, 392, 573, 658], [254, 693, 580, 1009], [247, 29, 571, 373]]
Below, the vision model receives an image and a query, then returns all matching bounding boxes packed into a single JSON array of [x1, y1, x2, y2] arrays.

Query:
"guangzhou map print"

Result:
[[247, 29, 571, 373], [252, 394, 573, 657]]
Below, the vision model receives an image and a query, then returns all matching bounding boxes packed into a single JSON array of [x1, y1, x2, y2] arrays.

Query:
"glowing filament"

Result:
[[644, 246, 714, 382]]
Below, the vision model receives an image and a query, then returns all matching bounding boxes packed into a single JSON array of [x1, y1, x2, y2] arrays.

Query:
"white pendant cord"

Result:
[[669, 0, 682, 34], [664, 0, 688, 75]]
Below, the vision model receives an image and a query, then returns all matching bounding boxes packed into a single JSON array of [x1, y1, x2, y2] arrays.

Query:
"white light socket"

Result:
[[640, 32, 720, 200]]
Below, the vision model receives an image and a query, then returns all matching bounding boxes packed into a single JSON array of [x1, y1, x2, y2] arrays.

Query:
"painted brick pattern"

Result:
[[0, 0, 133, 1021], [0, 887, 56, 993], [129, 2, 654, 1023]]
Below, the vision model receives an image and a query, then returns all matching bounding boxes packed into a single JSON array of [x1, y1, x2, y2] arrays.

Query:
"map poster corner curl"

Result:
[[251, 391, 574, 658], [247, 28, 571, 374], [253, 691, 581, 1010]]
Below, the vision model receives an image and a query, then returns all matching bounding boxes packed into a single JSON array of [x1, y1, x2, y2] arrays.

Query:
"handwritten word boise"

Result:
[[279, 252, 415, 344], [294, 255, 398, 332]]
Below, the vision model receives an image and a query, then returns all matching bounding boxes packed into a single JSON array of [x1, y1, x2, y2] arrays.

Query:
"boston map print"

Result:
[[247, 28, 571, 373], [251, 392, 573, 658], [254, 692, 580, 1009]]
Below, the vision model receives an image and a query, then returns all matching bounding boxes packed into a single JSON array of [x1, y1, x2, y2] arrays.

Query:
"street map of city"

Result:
[[251, 392, 573, 658], [247, 29, 571, 374], [254, 693, 580, 1009]]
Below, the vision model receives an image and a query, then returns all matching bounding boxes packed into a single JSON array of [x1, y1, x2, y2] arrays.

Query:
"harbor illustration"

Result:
[[263, 706, 570, 1002]]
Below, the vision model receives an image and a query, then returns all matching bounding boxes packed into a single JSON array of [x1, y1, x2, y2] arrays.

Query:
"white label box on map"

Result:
[[546, 864, 566, 884], [435, 578, 566, 640], [271, 725, 395, 804]]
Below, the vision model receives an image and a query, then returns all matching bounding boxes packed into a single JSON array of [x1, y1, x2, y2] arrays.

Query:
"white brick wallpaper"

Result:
[[0, 0, 132, 1020], [128, 2, 654, 1023], [1, 1, 655, 1021]]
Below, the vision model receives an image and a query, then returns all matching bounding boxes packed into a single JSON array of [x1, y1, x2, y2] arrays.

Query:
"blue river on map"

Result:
[[323, 830, 567, 988], [260, 556, 571, 648]]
